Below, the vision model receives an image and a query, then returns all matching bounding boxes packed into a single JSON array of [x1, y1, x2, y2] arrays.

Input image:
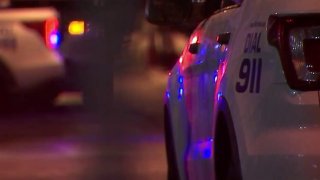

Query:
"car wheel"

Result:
[[164, 105, 181, 180], [5, 79, 61, 111], [0, 61, 61, 111]]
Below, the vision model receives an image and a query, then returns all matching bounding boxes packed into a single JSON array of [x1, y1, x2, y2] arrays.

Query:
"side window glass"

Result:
[[204, 0, 222, 14], [221, 0, 242, 8]]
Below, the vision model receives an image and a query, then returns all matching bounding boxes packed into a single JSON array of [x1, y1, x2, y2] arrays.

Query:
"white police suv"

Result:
[[0, 4, 64, 107], [147, 0, 320, 179]]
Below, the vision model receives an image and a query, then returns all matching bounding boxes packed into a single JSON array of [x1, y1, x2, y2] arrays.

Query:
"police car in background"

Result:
[[0, 1, 64, 108], [9, 0, 107, 108], [147, 0, 320, 179], [10, 0, 103, 91]]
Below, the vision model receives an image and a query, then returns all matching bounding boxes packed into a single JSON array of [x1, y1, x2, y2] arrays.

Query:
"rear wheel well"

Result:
[[214, 98, 242, 180], [0, 60, 15, 93], [215, 112, 233, 179], [164, 105, 181, 180]]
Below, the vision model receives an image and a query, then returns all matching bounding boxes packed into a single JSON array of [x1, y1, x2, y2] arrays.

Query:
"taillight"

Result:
[[24, 18, 60, 49], [45, 17, 60, 49], [268, 14, 320, 91]]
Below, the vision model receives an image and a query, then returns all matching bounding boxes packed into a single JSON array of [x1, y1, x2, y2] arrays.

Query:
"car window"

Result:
[[221, 0, 242, 8], [204, 0, 222, 14]]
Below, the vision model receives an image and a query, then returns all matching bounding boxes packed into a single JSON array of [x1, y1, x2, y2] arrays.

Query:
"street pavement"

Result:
[[0, 68, 168, 180]]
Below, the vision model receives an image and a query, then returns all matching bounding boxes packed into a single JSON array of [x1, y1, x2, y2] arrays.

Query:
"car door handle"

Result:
[[217, 32, 231, 45]]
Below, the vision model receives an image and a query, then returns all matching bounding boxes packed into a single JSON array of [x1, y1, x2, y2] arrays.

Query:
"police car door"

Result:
[[205, 1, 245, 179], [183, 0, 245, 179], [182, 19, 219, 179]]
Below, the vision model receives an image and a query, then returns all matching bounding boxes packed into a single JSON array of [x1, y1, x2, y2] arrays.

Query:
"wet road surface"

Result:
[[0, 69, 167, 180]]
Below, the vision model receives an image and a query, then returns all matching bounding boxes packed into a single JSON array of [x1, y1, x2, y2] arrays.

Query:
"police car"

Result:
[[0, 3, 64, 108], [147, 0, 320, 179]]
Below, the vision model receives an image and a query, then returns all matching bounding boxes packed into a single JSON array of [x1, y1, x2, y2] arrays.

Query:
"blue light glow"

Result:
[[212, 70, 218, 83], [177, 87, 184, 100], [192, 138, 214, 160], [178, 76, 183, 84], [50, 32, 60, 48], [166, 91, 170, 99], [217, 92, 223, 100], [203, 148, 212, 159], [177, 75, 184, 100], [179, 88, 183, 96]]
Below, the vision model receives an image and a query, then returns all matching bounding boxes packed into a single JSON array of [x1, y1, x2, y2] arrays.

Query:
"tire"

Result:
[[16, 79, 61, 110], [214, 111, 242, 180], [0, 60, 15, 95], [0, 62, 26, 111], [164, 105, 181, 180], [26, 83, 61, 109], [0, 60, 61, 111]]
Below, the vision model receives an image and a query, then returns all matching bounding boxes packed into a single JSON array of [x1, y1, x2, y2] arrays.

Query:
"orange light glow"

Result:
[[68, 21, 85, 35]]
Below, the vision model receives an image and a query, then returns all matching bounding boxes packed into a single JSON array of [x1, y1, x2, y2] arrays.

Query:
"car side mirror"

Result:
[[188, 42, 200, 54]]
